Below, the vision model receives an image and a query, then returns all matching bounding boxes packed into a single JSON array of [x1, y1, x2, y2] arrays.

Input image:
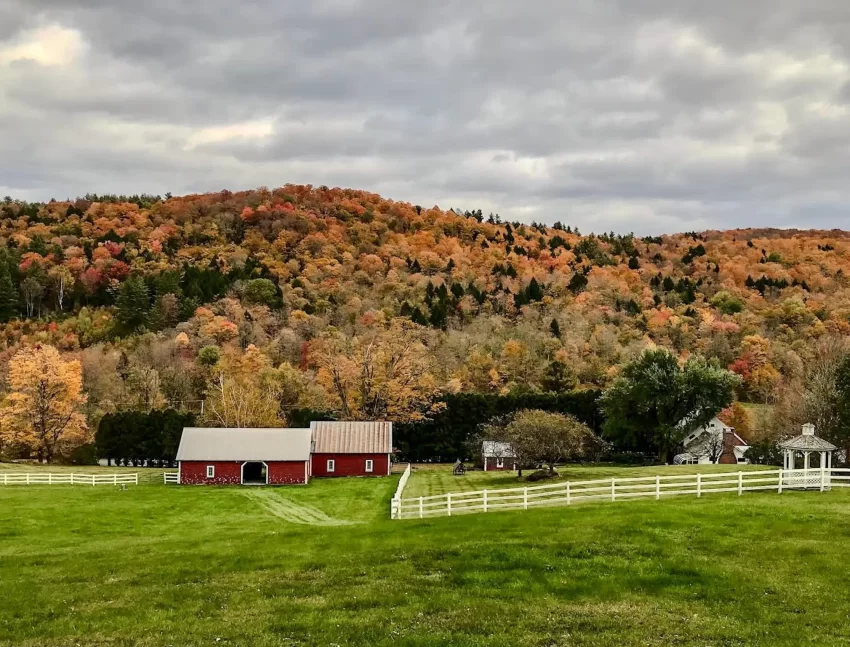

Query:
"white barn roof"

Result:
[[176, 427, 312, 462], [310, 421, 392, 454], [482, 441, 516, 458]]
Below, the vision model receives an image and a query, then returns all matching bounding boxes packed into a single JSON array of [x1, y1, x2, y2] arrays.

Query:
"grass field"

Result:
[[403, 462, 772, 498], [3, 466, 850, 646]]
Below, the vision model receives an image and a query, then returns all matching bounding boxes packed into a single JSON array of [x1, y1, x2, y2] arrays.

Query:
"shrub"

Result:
[[526, 469, 558, 482]]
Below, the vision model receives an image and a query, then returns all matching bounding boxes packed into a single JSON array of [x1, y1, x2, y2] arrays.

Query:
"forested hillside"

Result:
[[0, 185, 848, 460]]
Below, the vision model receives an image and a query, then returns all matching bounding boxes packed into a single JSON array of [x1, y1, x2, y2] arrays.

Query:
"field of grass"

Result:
[[3, 466, 850, 646], [403, 462, 772, 498]]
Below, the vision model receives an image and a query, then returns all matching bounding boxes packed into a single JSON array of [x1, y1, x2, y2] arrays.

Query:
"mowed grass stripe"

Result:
[[242, 489, 355, 526]]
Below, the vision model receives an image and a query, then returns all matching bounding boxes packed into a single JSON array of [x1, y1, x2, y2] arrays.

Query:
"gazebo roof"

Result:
[[779, 435, 837, 451]]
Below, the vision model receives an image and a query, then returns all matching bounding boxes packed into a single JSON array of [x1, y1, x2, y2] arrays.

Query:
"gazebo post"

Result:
[[803, 451, 810, 472]]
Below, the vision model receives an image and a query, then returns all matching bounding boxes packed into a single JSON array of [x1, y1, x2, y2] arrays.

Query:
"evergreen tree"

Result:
[[0, 260, 18, 322], [116, 275, 151, 331]]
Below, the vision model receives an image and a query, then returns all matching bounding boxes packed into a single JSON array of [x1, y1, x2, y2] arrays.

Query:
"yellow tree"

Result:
[[202, 345, 286, 428], [0, 344, 88, 462], [312, 318, 443, 422]]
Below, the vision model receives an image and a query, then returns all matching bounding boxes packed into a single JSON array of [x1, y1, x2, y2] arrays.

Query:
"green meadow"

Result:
[[2, 465, 849, 646]]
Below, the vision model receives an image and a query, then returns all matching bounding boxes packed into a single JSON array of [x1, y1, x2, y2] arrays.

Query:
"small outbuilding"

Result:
[[309, 421, 393, 477], [481, 441, 517, 471], [176, 427, 312, 485]]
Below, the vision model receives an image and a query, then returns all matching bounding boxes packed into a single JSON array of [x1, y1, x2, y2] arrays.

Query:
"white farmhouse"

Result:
[[674, 417, 750, 465]]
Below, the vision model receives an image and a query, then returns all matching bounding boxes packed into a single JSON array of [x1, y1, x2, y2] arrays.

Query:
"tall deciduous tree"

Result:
[[202, 345, 286, 428], [312, 318, 443, 423], [601, 348, 740, 462], [482, 409, 600, 475], [0, 344, 89, 462]]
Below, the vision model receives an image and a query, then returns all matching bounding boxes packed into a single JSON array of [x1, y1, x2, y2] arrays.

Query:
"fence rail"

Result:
[[164, 472, 179, 484], [1, 473, 139, 486], [392, 468, 850, 520], [390, 463, 412, 519]]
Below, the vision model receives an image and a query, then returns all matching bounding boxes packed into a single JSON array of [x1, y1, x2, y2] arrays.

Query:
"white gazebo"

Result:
[[780, 423, 837, 488]]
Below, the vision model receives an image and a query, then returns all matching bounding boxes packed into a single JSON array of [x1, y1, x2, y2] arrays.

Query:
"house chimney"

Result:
[[802, 423, 815, 436]]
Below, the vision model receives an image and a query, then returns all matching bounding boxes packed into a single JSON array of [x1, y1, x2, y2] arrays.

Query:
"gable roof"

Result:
[[482, 441, 516, 458], [310, 421, 392, 454], [176, 427, 312, 462], [779, 435, 837, 451]]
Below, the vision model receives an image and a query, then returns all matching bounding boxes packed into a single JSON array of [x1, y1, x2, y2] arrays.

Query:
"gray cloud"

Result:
[[2, 0, 850, 234]]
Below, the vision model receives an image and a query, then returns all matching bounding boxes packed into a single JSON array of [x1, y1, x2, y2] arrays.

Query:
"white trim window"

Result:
[[365, 459, 374, 473], [496, 457, 504, 468], [206, 465, 215, 479], [327, 459, 335, 473]]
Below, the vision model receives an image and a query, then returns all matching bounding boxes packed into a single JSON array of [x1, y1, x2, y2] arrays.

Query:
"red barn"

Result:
[[176, 427, 312, 485], [310, 421, 393, 478]]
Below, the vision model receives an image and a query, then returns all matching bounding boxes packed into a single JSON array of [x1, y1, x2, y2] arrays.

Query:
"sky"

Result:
[[2, 1, 850, 235]]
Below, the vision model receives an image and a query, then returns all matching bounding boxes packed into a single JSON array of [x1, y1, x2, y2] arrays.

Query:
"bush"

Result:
[[526, 469, 558, 482]]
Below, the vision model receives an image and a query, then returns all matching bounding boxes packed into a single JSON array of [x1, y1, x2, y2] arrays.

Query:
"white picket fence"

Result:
[[389, 463, 412, 519], [392, 468, 850, 520], [0, 473, 139, 486]]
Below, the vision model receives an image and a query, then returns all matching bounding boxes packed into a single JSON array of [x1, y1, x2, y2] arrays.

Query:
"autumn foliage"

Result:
[[0, 185, 849, 459]]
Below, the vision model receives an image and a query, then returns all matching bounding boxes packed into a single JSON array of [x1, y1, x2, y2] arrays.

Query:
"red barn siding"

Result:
[[484, 457, 516, 471], [180, 461, 242, 485], [311, 453, 390, 478], [179, 460, 308, 485], [269, 461, 309, 484]]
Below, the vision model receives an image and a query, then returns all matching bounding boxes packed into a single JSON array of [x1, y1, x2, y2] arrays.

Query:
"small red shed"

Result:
[[310, 421, 393, 478], [482, 440, 517, 471], [176, 427, 312, 485]]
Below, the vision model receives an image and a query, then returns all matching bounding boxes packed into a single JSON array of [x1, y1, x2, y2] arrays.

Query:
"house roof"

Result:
[[310, 421, 392, 454], [482, 441, 515, 458], [176, 427, 312, 462], [779, 435, 837, 451]]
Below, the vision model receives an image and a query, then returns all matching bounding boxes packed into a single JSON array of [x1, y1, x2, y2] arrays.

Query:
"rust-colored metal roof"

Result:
[[310, 421, 392, 454]]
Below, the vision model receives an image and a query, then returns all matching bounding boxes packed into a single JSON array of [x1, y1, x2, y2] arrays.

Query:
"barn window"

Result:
[[496, 457, 504, 468], [206, 465, 215, 479], [365, 459, 374, 473], [327, 459, 335, 473]]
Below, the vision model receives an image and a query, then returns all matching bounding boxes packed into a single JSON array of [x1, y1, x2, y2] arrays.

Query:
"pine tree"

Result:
[[116, 275, 151, 331], [0, 260, 18, 322]]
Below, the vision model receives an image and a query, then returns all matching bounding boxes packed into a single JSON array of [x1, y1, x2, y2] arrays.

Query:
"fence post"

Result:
[[566, 481, 571, 505], [48, 473, 52, 485], [26, 473, 30, 485], [447, 492, 452, 517], [92, 475, 96, 486], [483, 489, 488, 512], [611, 478, 616, 502], [655, 475, 660, 500], [523, 487, 528, 510], [114, 474, 118, 485], [778, 469, 783, 494], [3, 473, 6, 485], [419, 496, 424, 519], [697, 474, 702, 498], [738, 471, 743, 496]]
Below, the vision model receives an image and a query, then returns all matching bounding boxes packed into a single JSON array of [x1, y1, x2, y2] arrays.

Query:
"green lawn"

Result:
[[403, 462, 773, 498], [2, 469, 850, 646]]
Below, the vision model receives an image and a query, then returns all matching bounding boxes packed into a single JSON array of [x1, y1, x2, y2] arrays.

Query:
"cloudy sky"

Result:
[[2, 1, 850, 234]]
